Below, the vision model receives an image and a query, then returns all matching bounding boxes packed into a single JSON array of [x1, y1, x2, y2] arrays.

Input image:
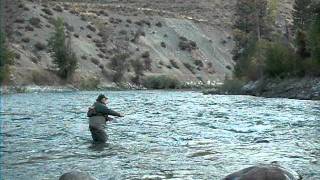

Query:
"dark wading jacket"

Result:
[[87, 101, 121, 129]]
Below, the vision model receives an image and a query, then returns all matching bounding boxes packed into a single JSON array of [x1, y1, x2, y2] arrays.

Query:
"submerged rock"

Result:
[[223, 165, 301, 180], [59, 171, 97, 180], [253, 137, 270, 143]]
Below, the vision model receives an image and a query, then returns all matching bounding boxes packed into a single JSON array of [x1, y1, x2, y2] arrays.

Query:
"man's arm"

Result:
[[95, 103, 124, 117], [106, 108, 122, 117]]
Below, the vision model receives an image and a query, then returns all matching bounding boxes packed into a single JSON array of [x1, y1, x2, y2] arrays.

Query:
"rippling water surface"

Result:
[[1, 91, 319, 179]]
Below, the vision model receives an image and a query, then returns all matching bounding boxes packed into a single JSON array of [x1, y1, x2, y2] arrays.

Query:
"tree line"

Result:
[[0, 0, 16, 84], [232, 0, 320, 81]]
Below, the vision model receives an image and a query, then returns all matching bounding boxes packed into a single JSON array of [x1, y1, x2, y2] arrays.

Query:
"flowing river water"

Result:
[[0, 91, 319, 179]]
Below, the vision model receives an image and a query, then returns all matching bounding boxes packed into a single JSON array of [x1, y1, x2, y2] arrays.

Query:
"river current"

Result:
[[1, 91, 319, 179]]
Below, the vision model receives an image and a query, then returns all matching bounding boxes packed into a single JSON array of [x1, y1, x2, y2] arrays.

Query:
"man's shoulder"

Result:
[[93, 102, 109, 112], [93, 101, 105, 107]]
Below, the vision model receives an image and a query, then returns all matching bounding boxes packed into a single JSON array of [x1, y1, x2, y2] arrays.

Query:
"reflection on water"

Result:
[[1, 91, 319, 179]]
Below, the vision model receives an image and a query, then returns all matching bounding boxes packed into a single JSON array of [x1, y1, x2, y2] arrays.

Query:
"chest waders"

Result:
[[88, 116, 107, 143]]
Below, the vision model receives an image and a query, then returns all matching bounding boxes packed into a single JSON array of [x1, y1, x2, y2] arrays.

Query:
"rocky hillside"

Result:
[[5, 0, 294, 89], [5, 0, 236, 88]]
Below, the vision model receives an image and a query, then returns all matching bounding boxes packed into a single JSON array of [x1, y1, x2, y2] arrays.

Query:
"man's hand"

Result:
[[106, 117, 114, 121]]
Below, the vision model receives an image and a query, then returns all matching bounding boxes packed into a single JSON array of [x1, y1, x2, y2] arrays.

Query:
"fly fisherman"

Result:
[[87, 94, 124, 143]]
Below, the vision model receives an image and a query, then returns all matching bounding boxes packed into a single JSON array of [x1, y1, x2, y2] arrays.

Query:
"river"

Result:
[[1, 91, 319, 179]]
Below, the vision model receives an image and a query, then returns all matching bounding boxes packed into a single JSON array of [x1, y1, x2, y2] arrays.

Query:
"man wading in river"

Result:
[[87, 94, 124, 143]]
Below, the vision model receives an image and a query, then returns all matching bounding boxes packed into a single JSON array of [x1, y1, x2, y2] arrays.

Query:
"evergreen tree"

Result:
[[0, 0, 14, 84], [293, 0, 312, 31], [0, 32, 14, 83], [295, 30, 310, 58], [232, 0, 269, 79], [48, 17, 78, 79], [0, 0, 5, 67], [233, 0, 268, 60], [309, 5, 320, 63]]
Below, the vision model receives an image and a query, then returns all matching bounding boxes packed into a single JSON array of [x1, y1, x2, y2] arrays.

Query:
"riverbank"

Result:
[[0, 85, 137, 94], [204, 77, 320, 100], [4, 77, 319, 101], [0, 83, 210, 94]]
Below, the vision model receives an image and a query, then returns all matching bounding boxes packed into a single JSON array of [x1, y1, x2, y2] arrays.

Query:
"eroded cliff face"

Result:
[[5, 0, 294, 88]]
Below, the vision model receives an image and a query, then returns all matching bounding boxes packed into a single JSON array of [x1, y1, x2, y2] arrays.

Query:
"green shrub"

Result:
[[31, 70, 49, 85], [53, 5, 63, 12], [143, 75, 181, 89], [109, 53, 129, 82], [126, 19, 132, 23], [183, 62, 195, 74], [15, 18, 25, 24], [161, 42, 166, 48], [87, 24, 96, 32], [42, 8, 53, 16], [0, 65, 11, 84], [302, 59, 320, 76], [80, 77, 100, 90], [29, 17, 41, 27], [110, 53, 128, 70], [80, 15, 87, 21], [119, 29, 127, 35], [23, 6, 30, 11], [34, 41, 46, 51], [178, 36, 197, 51], [22, 37, 30, 43], [179, 36, 188, 41], [112, 71, 124, 83], [73, 33, 79, 38], [141, 19, 151, 27], [144, 58, 152, 71], [141, 51, 150, 58], [194, 59, 204, 67], [31, 56, 40, 64], [170, 59, 179, 69], [218, 78, 246, 94], [264, 43, 297, 78], [155, 22, 162, 27], [130, 59, 144, 84], [25, 25, 34, 31], [135, 21, 143, 26], [91, 57, 100, 65]]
